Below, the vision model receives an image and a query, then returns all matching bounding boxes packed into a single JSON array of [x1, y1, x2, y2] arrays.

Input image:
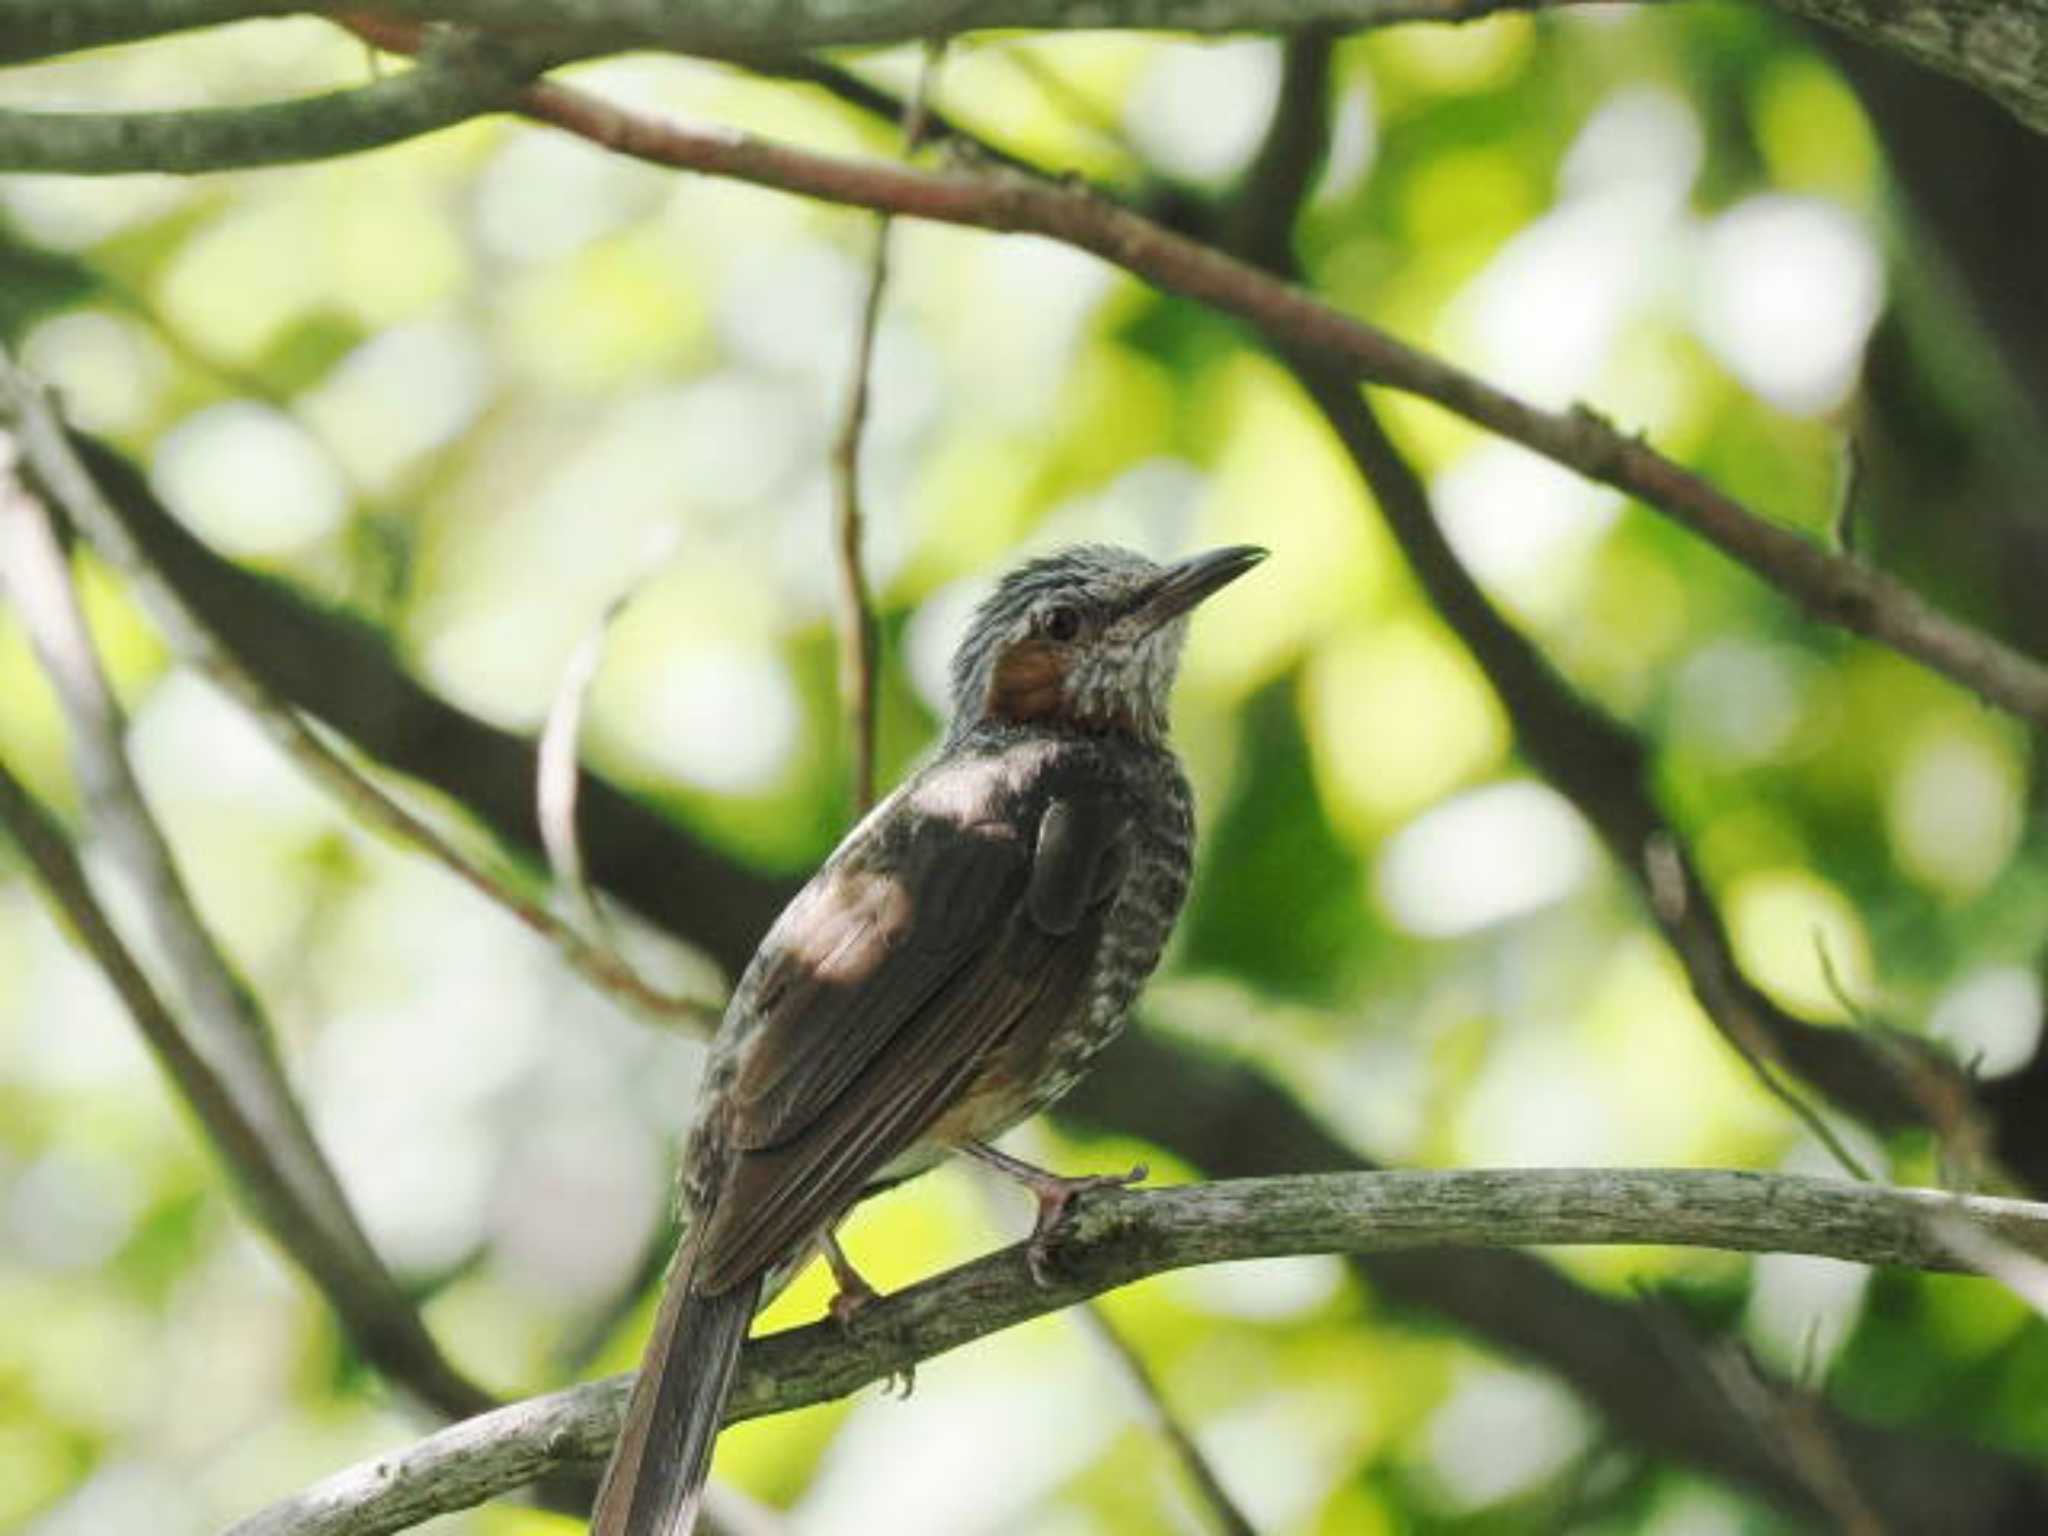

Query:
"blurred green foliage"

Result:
[[2, 8, 2044, 1535]]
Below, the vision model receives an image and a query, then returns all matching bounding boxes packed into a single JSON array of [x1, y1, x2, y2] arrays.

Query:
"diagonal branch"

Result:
[[1076, 1304, 1258, 1536], [50, 419, 2047, 1524], [224, 1165, 2048, 1536], [516, 102, 2048, 731], [9, 23, 2048, 734], [1195, 32, 1980, 1164], [0, 429, 492, 1420], [2, 357, 714, 1027], [57, 428, 794, 979], [84, 30, 2044, 745], [1293, 363, 1977, 1156]]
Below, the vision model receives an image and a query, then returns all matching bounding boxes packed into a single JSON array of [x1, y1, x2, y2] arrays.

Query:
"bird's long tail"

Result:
[[591, 1236, 761, 1536]]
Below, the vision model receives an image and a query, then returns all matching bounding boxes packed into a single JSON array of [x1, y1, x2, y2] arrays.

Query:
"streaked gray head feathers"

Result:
[[945, 544, 1263, 744]]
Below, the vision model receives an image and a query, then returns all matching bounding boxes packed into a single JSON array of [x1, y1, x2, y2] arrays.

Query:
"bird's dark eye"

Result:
[[1041, 604, 1083, 643]]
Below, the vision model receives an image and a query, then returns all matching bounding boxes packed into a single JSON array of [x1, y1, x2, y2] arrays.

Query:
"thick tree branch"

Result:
[[393, 0, 2048, 135], [1057, 1032, 2048, 1533], [224, 1167, 2044, 1536]]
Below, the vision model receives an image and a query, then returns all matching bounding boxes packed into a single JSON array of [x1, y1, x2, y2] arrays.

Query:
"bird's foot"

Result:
[[965, 1142, 1148, 1286], [821, 1229, 882, 1330], [828, 1276, 880, 1328]]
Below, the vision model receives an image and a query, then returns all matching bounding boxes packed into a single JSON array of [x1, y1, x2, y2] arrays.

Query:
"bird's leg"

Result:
[[820, 1228, 881, 1327], [964, 1141, 1148, 1285], [820, 1230, 916, 1395]]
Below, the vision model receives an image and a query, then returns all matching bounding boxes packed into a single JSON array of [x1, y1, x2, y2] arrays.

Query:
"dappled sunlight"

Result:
[[1, 10, 2039, 1536], [1726, 868, 1876, 1021], [1376, 780, 1598, 938]]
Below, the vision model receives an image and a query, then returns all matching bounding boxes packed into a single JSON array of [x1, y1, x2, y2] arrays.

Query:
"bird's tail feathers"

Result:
[[591, 1237, 760, 1536]]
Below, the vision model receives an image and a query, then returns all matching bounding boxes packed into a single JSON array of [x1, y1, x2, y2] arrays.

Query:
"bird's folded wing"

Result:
[[693, 790, 1123, 1294]]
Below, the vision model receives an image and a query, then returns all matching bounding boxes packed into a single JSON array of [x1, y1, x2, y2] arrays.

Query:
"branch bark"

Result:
[[1056, 1031, 2048, 1533], [0, 34, 545, 172], [25, 43, 2046, 752], [223, 1166, 2047, 1536], [60, 429, 796, 979], [7, 0, 2044, 134], [0, 427, 493, 1421], [52, 423, 2044, 1524], [3, 358, 714, 1026]]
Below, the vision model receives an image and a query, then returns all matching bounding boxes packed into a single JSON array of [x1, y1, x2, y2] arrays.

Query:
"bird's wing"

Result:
[[692, 767, 1127, 1294]]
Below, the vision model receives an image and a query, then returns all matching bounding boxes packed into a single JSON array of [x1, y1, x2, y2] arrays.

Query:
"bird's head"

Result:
[[946, 543, 1266, 745]]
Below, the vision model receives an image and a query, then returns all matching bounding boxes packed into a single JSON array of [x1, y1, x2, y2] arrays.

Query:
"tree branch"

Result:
[[15, 0, 2046, 133], [0, 33, 546, 173], [49, 419, 2042, 1522], [40, 43, 2043, 745], [0, 0, 290, 65], [0, 428, 493, 1421], [59, 428, 795, 980], [223, 1166, 2043, 1536], [3, 358, 716, 1026], [1057, 1030, 2048, 1532], [387, 0, 2048, 135]]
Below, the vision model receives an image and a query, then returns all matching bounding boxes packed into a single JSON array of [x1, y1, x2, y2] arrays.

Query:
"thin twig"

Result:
[[536, 545, 682, 964], [0, 357, 714, 1031], [1831, 433, 1863, 554], [1637, 1299, 1889, 1536], [831, 44, 942, 814], [0, 435, 492, 1420], [1643, 836, 1877, 1181], [537, 607, 619, 938], [224, 1165, 2047, 1536], [1077, 1305, 1258, 1536]]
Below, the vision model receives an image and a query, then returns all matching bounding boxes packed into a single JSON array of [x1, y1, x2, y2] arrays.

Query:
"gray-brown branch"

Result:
[[0, 421, 494, 1419], [226, 1166, 2045, 1536], [5, 0, 2047, 133], [19, 33, 2047, 752]]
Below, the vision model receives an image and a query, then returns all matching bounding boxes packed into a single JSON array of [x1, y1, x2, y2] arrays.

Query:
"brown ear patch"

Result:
[[985, 639, 1067, 723]]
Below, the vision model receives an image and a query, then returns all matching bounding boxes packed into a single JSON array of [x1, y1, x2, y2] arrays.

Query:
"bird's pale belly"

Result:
[[918, 1066, 1043, 1151]]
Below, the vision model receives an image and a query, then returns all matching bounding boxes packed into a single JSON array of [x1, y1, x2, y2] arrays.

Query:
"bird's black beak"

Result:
[[1132, 544, 1268, 632]]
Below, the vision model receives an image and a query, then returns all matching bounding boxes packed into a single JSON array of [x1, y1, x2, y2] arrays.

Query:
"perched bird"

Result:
[[591, 542, 1265, 1536]]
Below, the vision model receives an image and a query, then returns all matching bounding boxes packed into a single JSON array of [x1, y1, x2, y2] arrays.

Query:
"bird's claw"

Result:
[[828, 1275, 880, 1329], [1023, 1162, 1148, 1286], [821, 1228, 882, 1329]]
